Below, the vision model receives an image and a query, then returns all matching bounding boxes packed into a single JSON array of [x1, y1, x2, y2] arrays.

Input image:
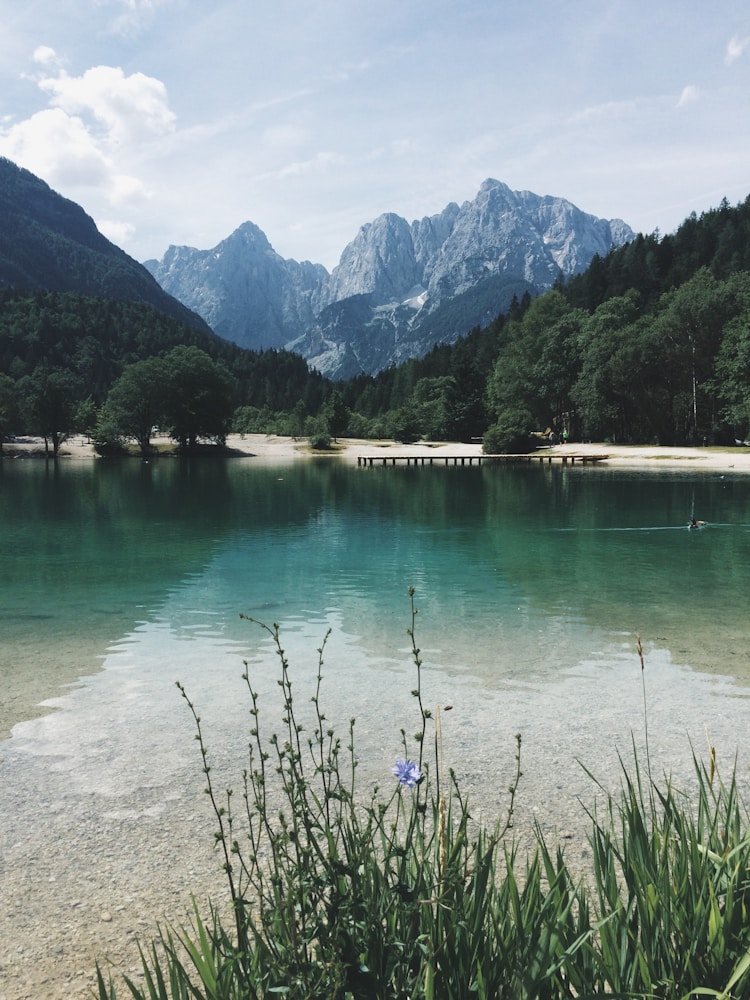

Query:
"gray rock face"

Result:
[[325, 213, 420, 305], [145, 180, 633, 377], [145, 221, 327, 350]]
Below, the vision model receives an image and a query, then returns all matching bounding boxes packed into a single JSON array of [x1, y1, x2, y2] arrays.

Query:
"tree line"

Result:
[[0, 290, 330, 454], [1, 194, 750, 454]]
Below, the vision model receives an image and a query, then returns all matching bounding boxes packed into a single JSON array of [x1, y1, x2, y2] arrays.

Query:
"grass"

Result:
[[95, 590, 750, 999]]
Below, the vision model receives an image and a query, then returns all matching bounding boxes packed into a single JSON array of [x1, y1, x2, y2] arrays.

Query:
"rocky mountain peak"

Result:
[[326, 212, 419, 305], [145, 180, 634, 377]]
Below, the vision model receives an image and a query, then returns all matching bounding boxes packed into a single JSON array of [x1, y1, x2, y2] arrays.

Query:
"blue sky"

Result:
[[1, 0, 749, 269]]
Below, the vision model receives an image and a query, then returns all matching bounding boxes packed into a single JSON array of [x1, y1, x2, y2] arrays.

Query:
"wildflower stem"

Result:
[[636, 634, 652, 780]]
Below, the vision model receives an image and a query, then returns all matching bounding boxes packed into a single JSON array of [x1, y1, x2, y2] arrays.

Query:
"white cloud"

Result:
[[94, 0, 162, 37], [0, 61, 159, 215], [568, 98, 646, 125], [261, 124, 310, 151], [38, 65, 176, 146], [390, 138, 418, 158], [32, 46, 60, 67], [98, 218, 137, 244], [0, 107, 113, 187], [108, 172, 147, 205], [676, 85, 700, 108], [726, 35, 750, 65]]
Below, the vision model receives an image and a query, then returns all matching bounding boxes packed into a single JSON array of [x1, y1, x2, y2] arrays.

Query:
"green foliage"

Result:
[[486, 261, 750, 445], [95, 598, 750, 999], [570, 290, 648, 442], [0, 288, 225, 395], [713, 274, 750, 436], [0, 289, 329, 438], [18, 364, 83, 455], [485, 199, 750, 445], [303, 413, 331, 449], [388, 405, 422, 444], [0, 372, 19, 447], [92, 411, 128, 455], [486, 291, 583, 436], [102, 356, 169, 454], [583, 752, 750, 998], [342, 410, 374, 439], [232, 405, 271, 435], [652, 269, 738, 443], [74, 395, 99, 439], [565, 195, 750, 311], [322, 389, 350, 441], [160, 345, 236, 450], [98, 347, 238, 452], [308, 431, 332, 450], [409, 376, 456, 440], [482, 406, 537, 454], [339, 323, 497, 443]]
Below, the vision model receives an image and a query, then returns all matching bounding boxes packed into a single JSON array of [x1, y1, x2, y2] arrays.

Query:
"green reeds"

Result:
[[96, 605, 750, 999], [583, 751, 750, 998]]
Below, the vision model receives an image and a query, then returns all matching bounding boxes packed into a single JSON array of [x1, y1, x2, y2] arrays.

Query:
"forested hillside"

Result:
[[0, 158, 215, 336], [0, 288, 326, 409], [0, 156, 331, 455], [0, 288, 328, 454], [565, 196, 750, 310]]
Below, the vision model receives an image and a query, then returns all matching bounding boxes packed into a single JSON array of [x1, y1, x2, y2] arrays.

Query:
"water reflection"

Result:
[[1, 458, 750, 742]]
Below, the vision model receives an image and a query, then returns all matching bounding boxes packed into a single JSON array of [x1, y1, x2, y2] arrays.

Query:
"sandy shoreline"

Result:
[[5, 432, 750, 472]]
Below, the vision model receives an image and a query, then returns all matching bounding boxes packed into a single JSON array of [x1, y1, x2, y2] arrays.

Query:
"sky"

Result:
[[1, 1, 749, 271]]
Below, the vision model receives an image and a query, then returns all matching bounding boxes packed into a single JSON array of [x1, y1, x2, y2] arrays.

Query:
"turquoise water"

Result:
[[2, 456, 750, 989], [2, 457, 749, 708], [2, 456, 750, 787], [3, 455, 750, 780]]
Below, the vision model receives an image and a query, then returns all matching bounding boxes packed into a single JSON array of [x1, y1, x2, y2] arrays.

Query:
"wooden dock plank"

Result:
[[356, 453, 610, 467]]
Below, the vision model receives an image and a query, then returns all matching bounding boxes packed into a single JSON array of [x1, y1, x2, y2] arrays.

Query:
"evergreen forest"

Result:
[[1, 193, 750, 454]]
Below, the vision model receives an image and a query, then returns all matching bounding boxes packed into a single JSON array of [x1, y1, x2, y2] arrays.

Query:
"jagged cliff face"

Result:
[[145, 179, 634, 378], [148, 222, 328, 350]]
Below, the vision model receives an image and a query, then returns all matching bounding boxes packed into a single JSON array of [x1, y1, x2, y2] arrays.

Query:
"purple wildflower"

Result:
[[392, 758, 421, 788]]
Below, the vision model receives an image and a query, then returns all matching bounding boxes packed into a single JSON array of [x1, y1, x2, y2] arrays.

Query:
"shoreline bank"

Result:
[[5, 432, 750, 473]]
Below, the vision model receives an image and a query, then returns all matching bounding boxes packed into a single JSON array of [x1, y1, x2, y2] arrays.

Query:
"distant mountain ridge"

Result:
[[0, 156, 215, 338], [0, 157, 634, 380], [145, 179, 634, 378]]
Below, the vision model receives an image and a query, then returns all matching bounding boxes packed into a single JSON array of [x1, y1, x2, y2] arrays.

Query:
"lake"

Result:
[[2, 456, 750, 996]]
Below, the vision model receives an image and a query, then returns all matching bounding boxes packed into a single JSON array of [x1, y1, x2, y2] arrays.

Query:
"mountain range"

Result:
[[0, 156, 634, 380], [145, 179, 633, 378]]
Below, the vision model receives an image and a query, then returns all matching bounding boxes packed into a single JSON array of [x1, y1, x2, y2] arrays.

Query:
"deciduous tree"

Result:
[[103, 356, 169, 454], [18, 366, 82, 456], [162, 346, 236, 450]]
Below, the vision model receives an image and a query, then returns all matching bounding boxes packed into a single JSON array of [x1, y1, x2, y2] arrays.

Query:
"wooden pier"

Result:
[[356, 452, 610, 467]]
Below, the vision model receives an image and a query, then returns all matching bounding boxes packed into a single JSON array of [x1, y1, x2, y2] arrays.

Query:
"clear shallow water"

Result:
[[2, 455, 749, 786], [2, 457, 750, 993], [2, 457, 750, 734]]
